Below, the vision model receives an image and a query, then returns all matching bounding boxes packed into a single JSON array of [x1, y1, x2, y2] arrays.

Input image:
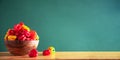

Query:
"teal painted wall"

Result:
[[0, 0, 120, 51]]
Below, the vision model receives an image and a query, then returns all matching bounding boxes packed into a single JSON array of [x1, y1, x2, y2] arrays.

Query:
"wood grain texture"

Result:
[[0, 52, 120, 59]]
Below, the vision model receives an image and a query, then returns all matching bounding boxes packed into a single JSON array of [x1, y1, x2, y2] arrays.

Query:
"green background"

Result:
[[0, 0, 120, 52]]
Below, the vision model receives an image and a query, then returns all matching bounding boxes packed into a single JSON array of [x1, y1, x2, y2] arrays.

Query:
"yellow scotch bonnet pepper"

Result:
[[4, 29, 10, 40], [22, 25, 30, 31], [36, 34, 39, 40], [48, 46, 56, 55]]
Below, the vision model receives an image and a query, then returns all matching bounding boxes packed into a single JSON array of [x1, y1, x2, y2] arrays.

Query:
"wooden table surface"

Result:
[[0, 52, 120, 59]]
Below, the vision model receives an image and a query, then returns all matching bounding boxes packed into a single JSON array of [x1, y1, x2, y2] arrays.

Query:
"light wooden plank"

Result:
[[0, 52, 120, 59]]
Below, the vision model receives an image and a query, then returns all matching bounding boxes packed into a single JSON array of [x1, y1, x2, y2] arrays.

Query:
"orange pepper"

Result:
[[8, 35, 17, 41]]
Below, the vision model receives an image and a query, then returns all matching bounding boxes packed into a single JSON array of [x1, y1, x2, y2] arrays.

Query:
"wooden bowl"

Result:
[[5, 40, 39, 56]]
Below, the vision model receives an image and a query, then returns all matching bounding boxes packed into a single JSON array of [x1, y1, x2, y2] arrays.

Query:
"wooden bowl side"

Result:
[[5, 40, 39, 56]]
